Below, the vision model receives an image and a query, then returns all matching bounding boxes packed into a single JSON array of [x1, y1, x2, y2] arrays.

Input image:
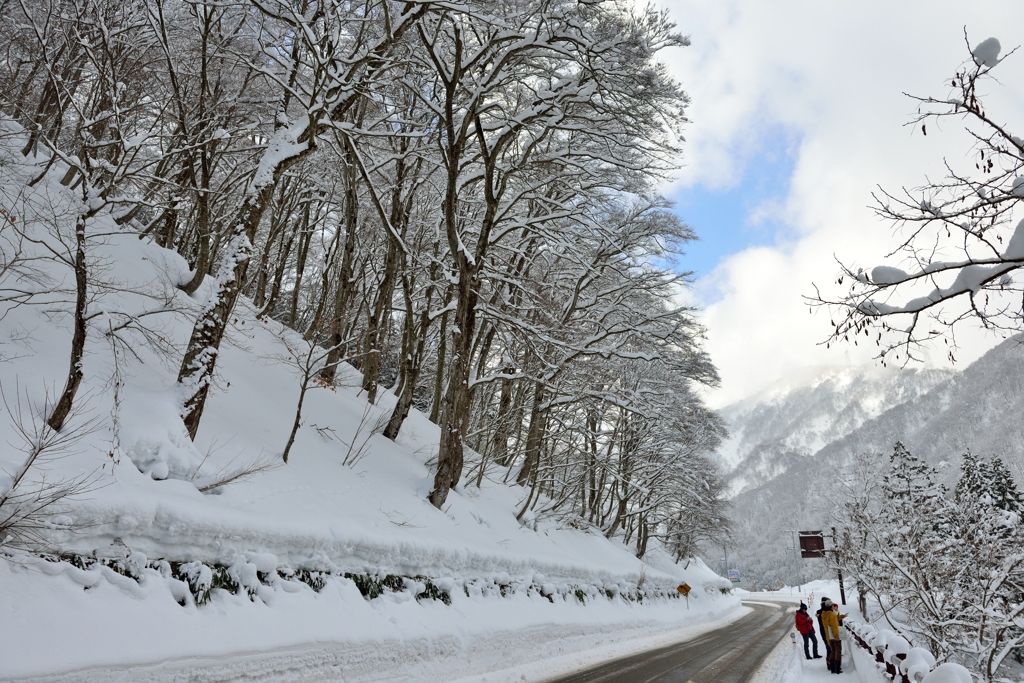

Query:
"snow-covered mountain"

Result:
[[717, 365, 955, 495], [723, 336, 1024, 588]]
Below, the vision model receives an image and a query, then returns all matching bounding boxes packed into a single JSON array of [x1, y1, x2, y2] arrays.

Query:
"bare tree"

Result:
[[812, 36, 1024, 365]]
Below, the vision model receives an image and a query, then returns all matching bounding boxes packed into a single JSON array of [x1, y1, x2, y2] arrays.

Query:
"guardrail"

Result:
[[842, 620, 972, 683]]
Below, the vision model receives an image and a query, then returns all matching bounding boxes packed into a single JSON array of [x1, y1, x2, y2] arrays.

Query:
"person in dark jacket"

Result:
[[795, 603, 822, 660], [816, 598, 832, 662]]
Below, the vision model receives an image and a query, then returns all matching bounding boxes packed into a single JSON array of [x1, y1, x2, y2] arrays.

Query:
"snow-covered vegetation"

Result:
[[0, 0, 736, 676], [0, 0, 727, 546], [834, 443, 1024, 682]]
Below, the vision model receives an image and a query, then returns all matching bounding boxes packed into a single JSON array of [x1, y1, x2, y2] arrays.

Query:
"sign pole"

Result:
[[833, 527, 846, 606], [677, 583, 692, 609]]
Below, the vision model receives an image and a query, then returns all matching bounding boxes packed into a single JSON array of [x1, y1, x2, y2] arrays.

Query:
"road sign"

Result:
[[798, 531, 825, 558], [677, 583, 691, 596], [728, 569, 740, 583]]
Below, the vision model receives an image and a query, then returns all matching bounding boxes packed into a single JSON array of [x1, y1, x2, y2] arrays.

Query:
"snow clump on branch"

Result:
[[972, 37, 1001, 68]]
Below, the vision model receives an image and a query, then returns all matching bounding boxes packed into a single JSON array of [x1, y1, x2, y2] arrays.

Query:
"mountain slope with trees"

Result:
[[0, 0, 736, 675], [725, 335, 1024, 588], [0, 0, 728, 558], [717, 365, 953, 495], [0, 122, 736, 679]]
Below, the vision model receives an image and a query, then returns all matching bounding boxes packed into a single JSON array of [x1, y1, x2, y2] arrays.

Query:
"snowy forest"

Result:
[[0, 0, 729, 560], [5, 0, 1024, 680]]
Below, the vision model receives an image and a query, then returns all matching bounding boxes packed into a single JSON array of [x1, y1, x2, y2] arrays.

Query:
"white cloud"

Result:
[[659, 0, 1024, 407]]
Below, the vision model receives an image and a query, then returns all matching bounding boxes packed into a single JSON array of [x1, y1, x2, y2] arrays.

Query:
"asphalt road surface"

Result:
[[547, 602, 792, 683]]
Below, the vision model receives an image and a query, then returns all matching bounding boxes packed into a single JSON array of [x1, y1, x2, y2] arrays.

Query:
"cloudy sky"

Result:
[[656, 0, 1024, 407]]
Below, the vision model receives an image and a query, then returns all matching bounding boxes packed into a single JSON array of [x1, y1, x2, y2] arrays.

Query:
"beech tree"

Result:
[[414, 0, 692, 507], [175, 0, 431, 438], [1, 0, 728, 553]]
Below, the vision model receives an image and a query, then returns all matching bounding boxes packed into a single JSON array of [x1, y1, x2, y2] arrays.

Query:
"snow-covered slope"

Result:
[[725, 336, 1024, 588], [717, 365, 954, 494], [0, 126, 738, 681]]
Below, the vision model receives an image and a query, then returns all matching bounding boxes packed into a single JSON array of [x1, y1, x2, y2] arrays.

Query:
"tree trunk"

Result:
[[428, 285, 452, 424], [47, 207, 89, 432], [490, 368, 516, 467], [636, 511, 650, 558], [516, 381, 547, 486], [177, 171, 288, 439], [178, 188, 210, 294], [428, 272, 476, 507], [259, 214, 297, 318], [383, 245, 439, 440], [360, 237, 398, 403], [382, 296, 419, 439], [320, 140, 360, 383], [289, 203, 313, 327]]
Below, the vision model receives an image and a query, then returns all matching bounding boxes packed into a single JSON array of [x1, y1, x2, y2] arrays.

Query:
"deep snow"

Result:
[[0, 124, 739, 681]]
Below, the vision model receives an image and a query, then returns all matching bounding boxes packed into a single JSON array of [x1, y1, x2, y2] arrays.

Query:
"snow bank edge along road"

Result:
[[2, 580, 746, 683]]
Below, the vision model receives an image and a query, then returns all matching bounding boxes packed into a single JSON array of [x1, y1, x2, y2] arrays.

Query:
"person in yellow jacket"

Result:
[[821, 603, 847, 674]]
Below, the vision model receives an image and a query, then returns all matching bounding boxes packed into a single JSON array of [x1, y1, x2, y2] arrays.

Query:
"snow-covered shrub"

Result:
[[293, 569, 327, 592], [413, 578, 452, 605], [174, 561, 214, 605]]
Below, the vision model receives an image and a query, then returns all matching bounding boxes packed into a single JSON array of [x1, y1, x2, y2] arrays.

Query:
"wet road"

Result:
[[547, 602, 792, 683]]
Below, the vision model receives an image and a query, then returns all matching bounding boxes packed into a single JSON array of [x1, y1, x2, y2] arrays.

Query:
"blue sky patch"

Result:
[[669, 129, 800, 281]]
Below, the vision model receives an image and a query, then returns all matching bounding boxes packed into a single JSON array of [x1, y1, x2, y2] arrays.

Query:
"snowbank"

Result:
[[2, 551, 743, 681]]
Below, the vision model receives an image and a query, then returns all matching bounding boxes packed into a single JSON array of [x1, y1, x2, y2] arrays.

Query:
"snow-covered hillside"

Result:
[[0, 127, 738, 681], [725, 336, 1024, 588], [717, 365, 953, 494]]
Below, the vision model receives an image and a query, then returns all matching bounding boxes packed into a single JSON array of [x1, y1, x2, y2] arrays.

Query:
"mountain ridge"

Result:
[[717, 364, 955, 494]]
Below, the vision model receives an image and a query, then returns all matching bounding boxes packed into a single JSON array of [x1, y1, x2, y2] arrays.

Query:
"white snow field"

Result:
[[0, 125, 739, 681]]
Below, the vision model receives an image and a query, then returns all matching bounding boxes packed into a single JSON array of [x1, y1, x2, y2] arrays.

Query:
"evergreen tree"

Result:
[[883, 441, 948, 521], [955, 450, 985, 505], [987, 458, 1023, 513], [955, 451, 1023, 515]]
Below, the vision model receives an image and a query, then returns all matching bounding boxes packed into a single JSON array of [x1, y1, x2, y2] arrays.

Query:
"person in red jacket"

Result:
[[795, 603, 822, 660]]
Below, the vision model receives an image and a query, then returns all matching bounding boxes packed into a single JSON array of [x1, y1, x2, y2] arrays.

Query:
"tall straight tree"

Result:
[[418, 0, 689, 507]]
